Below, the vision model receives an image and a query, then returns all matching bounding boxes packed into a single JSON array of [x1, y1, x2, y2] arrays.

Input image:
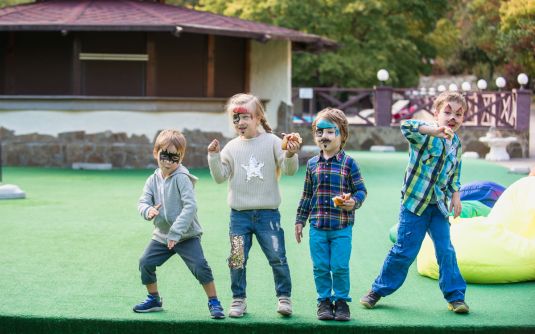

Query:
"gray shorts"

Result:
[[139, 237, 214, 285]]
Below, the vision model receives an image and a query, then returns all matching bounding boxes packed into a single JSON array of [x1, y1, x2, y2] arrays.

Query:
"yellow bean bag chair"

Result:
[[417, 176, 535, 283]]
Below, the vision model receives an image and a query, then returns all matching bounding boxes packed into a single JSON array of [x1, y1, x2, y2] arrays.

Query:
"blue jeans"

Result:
[[372, 204, 466, 302], [229, 209, 292, 298], [309, 225, 352, 302], [139, 238, 214, 285]]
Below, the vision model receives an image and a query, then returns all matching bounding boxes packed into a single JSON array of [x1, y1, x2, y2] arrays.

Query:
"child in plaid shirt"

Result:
[[360, 91, 469, 314], [295, 108, 367, 321]]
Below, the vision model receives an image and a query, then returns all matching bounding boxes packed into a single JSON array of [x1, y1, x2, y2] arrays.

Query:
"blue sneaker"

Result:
[[133, 294, 163, 313], [208, 299, 225, 319]]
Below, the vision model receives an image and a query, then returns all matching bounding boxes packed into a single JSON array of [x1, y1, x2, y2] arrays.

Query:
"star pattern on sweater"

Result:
[[241, 155, 264, 182]]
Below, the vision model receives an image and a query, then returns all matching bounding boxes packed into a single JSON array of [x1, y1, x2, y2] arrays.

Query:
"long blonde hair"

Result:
[[226, 93, 272, 133]]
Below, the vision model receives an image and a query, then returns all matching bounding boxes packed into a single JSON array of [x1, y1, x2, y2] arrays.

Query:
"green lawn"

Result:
[[0, 151, 534, 332]]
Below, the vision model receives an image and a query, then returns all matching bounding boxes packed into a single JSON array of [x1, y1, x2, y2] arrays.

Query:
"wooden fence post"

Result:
[[374, 86, 393, 126], [514, 89, 532, 131]]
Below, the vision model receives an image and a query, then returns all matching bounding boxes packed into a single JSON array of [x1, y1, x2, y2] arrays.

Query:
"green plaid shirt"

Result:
[[400, 120, 462, 216]]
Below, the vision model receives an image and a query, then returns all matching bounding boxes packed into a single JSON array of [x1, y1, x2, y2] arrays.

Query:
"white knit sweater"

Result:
[[208, 133, 298, 210]]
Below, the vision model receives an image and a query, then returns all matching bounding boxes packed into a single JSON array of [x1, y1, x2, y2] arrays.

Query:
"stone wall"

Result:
[[0, 125, 528, 169], [0, 127, 228, 169]]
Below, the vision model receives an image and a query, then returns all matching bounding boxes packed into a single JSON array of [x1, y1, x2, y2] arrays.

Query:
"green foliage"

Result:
[[198, 0, 448, 88], [427, 0, 534, 89]]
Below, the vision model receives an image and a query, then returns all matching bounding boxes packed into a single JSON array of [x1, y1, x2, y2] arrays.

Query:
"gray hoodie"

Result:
[[138, 165, 202, 244]]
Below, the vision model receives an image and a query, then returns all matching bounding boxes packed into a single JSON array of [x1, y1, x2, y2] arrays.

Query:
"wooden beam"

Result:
[[72, 34, 81, 95], [206, 35, 215, 97], [244, 39, 251, 93], [146, 33, 156, 96]]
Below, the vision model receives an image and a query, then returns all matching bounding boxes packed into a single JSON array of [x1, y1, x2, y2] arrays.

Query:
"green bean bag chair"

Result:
[[417, 176, 535, 283]]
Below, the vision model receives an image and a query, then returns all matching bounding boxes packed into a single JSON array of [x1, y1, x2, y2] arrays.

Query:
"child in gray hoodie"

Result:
[[133, 129, 224, 319]]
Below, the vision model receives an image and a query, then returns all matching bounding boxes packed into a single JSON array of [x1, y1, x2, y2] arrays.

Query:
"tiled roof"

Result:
[[0, 0, 336, 50]]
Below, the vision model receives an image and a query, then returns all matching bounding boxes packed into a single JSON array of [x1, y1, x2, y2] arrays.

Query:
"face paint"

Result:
[[232, 106, 252, 124], [232, 113, 253, 124], [316, 118, 340, 136], [159, 149, 180, 164]]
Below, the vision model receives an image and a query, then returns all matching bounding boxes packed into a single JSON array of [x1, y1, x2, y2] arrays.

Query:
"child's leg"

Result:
[[254, 209, 292, 298], [229, 209, 254, 298], [139, 239, 174, 293], [428, 207, 466, 302], [309, 227, 332, 302], [371, 205, 429, 297], [330, 226, 352, 302], [172, 237, 217, 296]]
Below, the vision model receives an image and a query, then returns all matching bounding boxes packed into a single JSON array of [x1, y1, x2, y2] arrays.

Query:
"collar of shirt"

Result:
[[318, 149, 345, 162]]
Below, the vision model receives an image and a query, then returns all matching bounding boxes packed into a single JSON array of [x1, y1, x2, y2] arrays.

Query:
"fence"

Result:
[[292, 87, 532, 131]]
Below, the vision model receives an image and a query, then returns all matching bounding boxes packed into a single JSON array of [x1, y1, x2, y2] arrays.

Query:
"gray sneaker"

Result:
[[360, 290, 381, 309], [277, 296, 292, 316], [448, 300, 469, 314], [229, 298, 247, 318]]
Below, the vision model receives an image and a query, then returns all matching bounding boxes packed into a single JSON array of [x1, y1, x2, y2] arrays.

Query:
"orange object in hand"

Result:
[[281, 132, 303, 150], [332, 193, 351, 207]]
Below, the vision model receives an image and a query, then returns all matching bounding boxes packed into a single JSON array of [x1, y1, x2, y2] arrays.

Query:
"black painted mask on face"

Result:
[[159, 149, 180, 164]]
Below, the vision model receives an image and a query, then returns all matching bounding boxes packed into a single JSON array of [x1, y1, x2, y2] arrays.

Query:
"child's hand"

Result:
[[147, 204, 161, 220], [295, 224, 303, 243], [333, 193, 355, 210], [450, 192, 462, 218], [430, 126, 454, 140], [167, 239, 177, 250], [282, 133, 302, 157], [208, 139, 220, 154], [339, 196, 356, 211]]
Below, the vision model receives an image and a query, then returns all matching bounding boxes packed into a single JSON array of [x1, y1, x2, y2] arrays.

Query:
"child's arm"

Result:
[[295, 162, 313, 243], [207, 139, 233, 183], [274, 134, 299, 176], [448, 148, 463, 218], [348, 159, 367, 210], [138, 177, 158, 220], [401, 120, 451, 150], [167, 174, 197, 244]]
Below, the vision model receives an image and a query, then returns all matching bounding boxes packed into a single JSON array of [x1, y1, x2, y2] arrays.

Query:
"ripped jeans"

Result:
[[228, 209, 292, 298]]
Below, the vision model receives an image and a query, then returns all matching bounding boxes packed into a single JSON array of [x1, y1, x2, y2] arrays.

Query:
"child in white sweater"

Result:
[[207, 93, 301, 318]]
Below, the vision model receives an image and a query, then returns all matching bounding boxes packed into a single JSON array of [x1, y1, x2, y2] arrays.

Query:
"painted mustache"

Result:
[[319, 139, 331, 144]]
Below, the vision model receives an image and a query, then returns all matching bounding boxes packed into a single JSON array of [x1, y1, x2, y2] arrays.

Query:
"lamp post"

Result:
[[517, 73, 528, 89], [461, 81, 471, 92], [495, 77, 506, 91], [375, 69, 392, 126], [477, 79, 487, 91], [377, 69, 389, 86]]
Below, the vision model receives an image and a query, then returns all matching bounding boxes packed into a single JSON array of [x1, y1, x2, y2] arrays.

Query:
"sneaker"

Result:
[[277, 296, 292, 316], [208, 299, 225, 319], [448, 300, 469, 314], [133, 294, 163, 313], [334, 300, 350, 321], [360, 290, 381, 309], [229, 298, 247, 318], [317, 300, 334, 320]]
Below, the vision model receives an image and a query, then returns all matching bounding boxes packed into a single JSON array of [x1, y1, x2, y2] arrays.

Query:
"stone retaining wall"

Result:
[[0, 125, 528, 169]]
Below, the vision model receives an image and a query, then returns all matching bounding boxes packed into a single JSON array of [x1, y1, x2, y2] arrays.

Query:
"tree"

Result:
[[198, 0, 448, 88]]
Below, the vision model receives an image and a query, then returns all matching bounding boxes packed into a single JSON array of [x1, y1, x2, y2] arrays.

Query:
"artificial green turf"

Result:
[[0, 152, 534, 333]]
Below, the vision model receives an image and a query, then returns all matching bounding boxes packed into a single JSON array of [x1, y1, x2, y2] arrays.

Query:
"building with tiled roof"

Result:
[[0, 0, 335, 144]]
